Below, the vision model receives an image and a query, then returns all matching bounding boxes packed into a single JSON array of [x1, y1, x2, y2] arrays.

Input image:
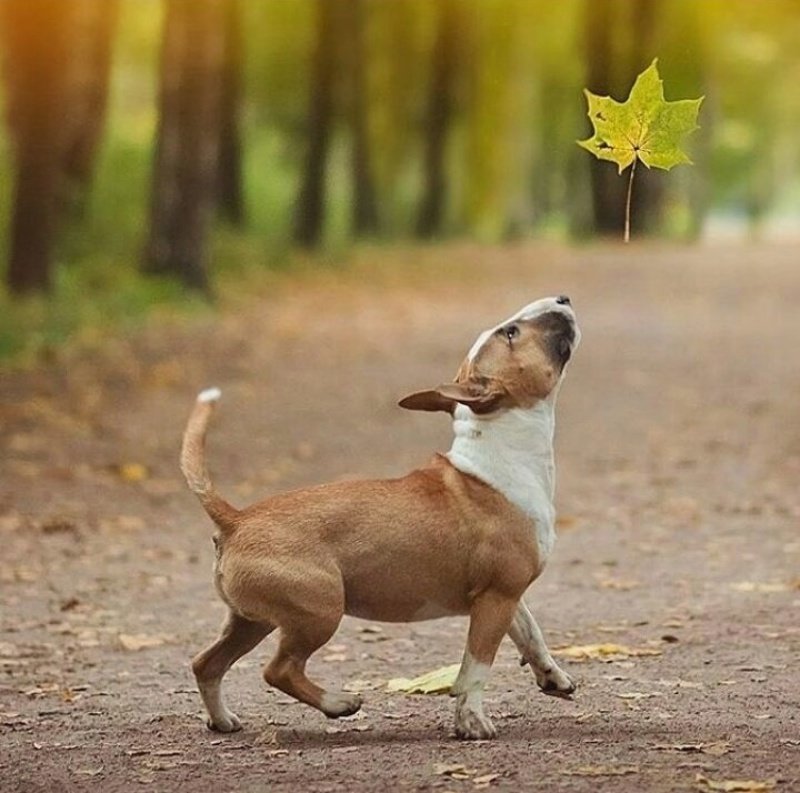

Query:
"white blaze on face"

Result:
[[466, 297, 580, 363]]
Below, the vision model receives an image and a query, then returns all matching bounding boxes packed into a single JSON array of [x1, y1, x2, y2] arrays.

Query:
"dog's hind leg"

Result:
[[192, 610, 273, 732], [451, 591, 518, 740], [508, 599, 575, 698], [263, 604, 361, 719]]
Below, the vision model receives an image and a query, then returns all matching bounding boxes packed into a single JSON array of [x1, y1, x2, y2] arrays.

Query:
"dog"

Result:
[[181, 295, 580, 740]]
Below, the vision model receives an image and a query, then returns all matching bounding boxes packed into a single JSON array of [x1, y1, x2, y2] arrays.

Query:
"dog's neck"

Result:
[[446, 397, 558, 558]]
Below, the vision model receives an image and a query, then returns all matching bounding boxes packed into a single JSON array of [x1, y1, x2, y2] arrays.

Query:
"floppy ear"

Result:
[[399, 381, 505, 415], [398, 388, 457, 414]]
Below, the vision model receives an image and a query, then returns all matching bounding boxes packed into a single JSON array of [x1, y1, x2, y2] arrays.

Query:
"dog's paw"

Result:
[[321, 691, 363, 719], [206, 710, 242, 733], [535, 664, 576, 699], [454, 698, 497, 740]]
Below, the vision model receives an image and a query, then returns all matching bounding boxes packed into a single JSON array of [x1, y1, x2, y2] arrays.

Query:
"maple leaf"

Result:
[[386, 663, 460, 694], [577, 59, 702, 241], [578, 59, 703, 174]]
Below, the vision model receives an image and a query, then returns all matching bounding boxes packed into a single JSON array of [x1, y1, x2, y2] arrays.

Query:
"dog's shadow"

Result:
[[254, 722, 447, 750], [230, 713, 649, 751]]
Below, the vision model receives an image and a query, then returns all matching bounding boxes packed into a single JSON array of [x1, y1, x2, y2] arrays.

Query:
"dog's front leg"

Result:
[[451, 592, 517, 740], [508, 599, 575, 698]]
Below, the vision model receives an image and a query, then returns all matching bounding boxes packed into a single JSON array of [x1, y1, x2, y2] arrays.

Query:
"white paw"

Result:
[[454, 696, 497, 740], [535, 664, 576, 699], [320, 691, 363, 719], [206, 709, 242, 733]]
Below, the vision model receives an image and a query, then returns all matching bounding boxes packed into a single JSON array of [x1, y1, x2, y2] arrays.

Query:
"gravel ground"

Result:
[[1, 242, 798, 792]]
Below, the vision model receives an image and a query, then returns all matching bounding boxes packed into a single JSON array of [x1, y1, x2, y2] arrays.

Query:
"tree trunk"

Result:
[[293, 0, 339, 248], [60, 0, 119, 215], [584, 0, 662, 236], [216, 0, 244, 225], [144, 0, 225, 292], [416, 0, 459, 239], [348, 0, 379, 236], [1, 0, 72, 293]]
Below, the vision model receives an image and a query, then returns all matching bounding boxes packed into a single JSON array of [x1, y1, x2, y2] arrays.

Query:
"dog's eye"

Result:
[[504, 324, 520, 342]]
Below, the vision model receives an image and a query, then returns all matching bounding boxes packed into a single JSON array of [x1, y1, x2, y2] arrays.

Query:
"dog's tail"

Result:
[[180, 388, 239, 533]]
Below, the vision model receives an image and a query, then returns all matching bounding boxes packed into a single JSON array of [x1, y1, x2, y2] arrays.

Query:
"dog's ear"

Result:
[[398, 382, 505, 414], [398, 388, 457, 414]]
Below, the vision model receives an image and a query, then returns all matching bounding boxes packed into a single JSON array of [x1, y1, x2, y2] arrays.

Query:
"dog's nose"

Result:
[[555, 295, 571, 305]]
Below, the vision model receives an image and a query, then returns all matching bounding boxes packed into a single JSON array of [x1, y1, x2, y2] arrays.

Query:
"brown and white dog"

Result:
[[181, 295, 580, 740]]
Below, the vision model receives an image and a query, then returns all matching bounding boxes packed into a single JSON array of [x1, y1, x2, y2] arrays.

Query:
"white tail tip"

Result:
[[198, 387, 222, 403]]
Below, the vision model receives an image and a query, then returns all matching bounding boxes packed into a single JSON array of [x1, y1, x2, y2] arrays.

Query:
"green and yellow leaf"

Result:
[[387, 663, 460, 695], [578, 59, 703, 174]]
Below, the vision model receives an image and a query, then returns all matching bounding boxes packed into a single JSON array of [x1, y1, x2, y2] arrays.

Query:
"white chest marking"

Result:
[[446, 400, 558, 566]]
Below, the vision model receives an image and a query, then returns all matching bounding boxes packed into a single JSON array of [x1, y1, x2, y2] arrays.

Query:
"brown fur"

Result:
[[218, 455, 538, 626], [182, 301, 578, 736]]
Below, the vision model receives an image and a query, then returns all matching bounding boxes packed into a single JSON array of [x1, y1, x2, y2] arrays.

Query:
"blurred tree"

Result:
[[0, 0, 71, 293], [144, 0, 225, 291], [293, 0, 339, 247], [369, 0, 428, 235], [584, 0, 664, 235], [416, 0, 461, 238], [348, 0, 380, 236], [216, 0, 244, 225], [61, 0, 120, 216]]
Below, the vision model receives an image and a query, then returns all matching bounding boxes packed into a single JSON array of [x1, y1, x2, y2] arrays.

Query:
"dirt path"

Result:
[[1, 243, 799, 793]]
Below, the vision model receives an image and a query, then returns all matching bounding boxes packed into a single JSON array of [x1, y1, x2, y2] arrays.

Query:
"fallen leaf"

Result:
[[653, 741, 731, 756], [75, 768, 104, 777], [117, 463, 149, 483], [702, 742, 732, 757], [695, 774, 776, 791], [434, 763, 473, 779], [616, 691, 663, 700], [556, 515, 578, 529], [562, 765, 639, 777], [359, 625, 382, 634], [553, 643, 662, 662], [117, 633, 167, 652], [387, 664, 460, 695], [60, 597, 81, 612], [598, 578, 640, 591], [730, 582, 790, 593], [39, 517, 79, 535], [322, 652, 348, 662]]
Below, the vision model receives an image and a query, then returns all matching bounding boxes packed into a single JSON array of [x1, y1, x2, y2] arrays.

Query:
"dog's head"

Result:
[[400, 296, 580, 416]]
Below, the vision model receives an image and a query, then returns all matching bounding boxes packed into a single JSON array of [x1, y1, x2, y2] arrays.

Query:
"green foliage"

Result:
[[578, 59, 703, 174]]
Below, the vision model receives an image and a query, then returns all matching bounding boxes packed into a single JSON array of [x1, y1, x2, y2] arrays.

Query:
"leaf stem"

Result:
[[624, 157, 637, 243]]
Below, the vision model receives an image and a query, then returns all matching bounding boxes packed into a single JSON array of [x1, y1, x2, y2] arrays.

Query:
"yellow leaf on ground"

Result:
[[653, 741, 731, 756], [118, 633, 167, 652], [695, 774, 776, 791], [388, 664, 460, 695], [736, 582, 787, 593], [553, 643, 662, 662], [617, 691, 663, 700], [434, 763, 473, 777], [117, 463, 149, 483], [598, 578, 640, 590], [562, 765, 639, 777], [730, 582, 789, 593]]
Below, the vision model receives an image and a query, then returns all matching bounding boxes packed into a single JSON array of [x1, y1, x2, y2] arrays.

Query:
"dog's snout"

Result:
[[555, 295, 571, 306]]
